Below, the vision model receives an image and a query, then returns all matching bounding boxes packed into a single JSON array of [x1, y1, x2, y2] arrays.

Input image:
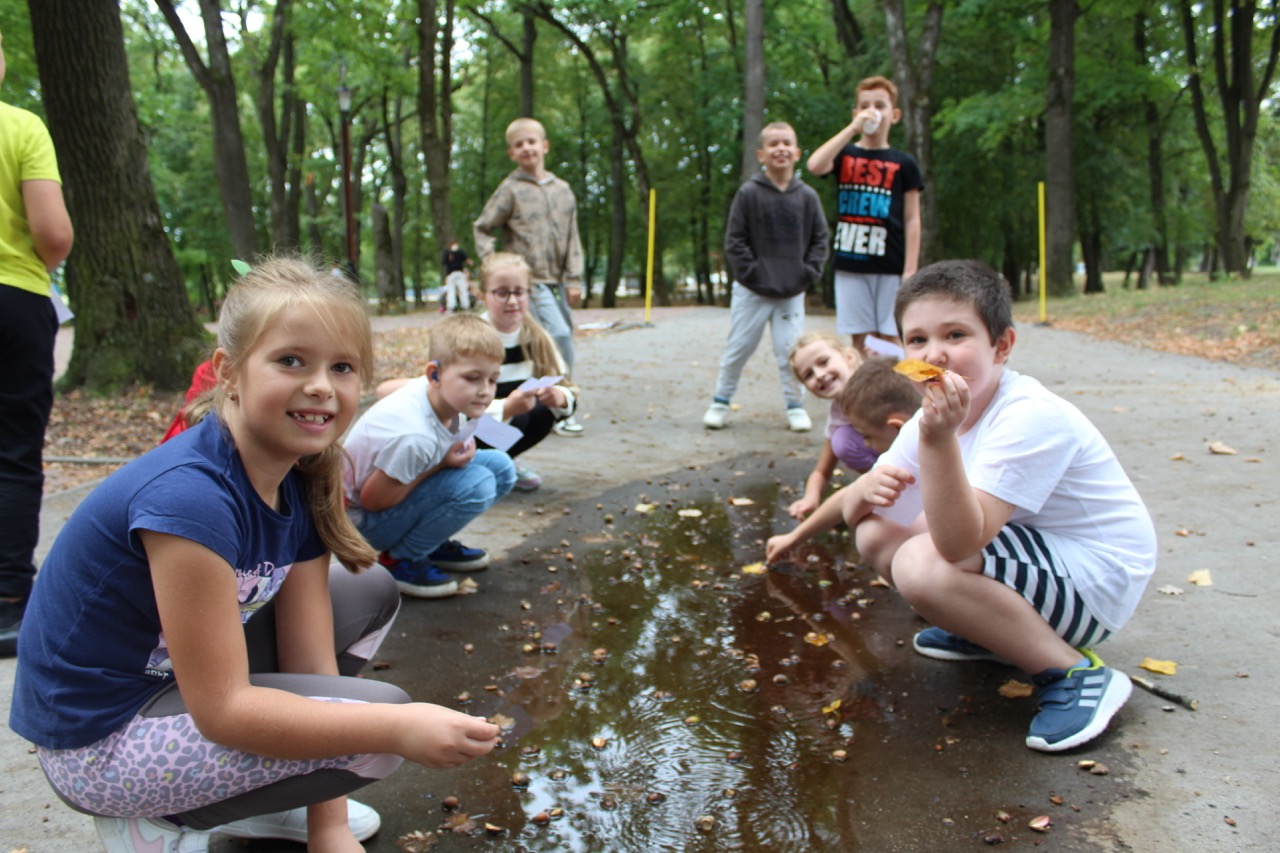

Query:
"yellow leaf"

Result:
[[998, 679, 1034, 699], [1140, 657, 1178, 676], [729, 497, 755, 506], [741, 562, 767, 575], [634, 503, 656, 514], [1207, 440, 1237, 455], [804, 631, 832, 647], [677, 508, 703, 518], [822, 699, 843, 715], [893, 358, 944, 382], [1188, 569, 1213, 586]]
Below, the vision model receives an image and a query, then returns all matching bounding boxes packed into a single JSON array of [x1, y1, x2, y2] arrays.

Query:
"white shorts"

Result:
[[834, 270, 901, 336]]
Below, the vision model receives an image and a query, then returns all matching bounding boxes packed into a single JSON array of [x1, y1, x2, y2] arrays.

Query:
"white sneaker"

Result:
[[702, 402, 730, 429], [786, 407, 813, 432], [217, 798, 381, 842], [553, 415, 584, 436], [96, 817, 210, 853]]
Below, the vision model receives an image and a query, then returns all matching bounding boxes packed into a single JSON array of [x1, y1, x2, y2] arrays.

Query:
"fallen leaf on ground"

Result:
[[1028, 815, 1052, 832], [1207, 440, 1237, 455], [999, 679, 1035, 698], [1170, 452, 1186, 461], [1174, 527, 1191, 536], [1156, 584, 1184, 595], [741, 562, 767, 575], [869, 576, 891, 588], [677, 508, 703, 518], [822, 699, 843, 715], [1140, 658, 1178, 675], [634, 503, 656, 514], [1188, 569, 1213, 586], [456, 578, 479, 595]]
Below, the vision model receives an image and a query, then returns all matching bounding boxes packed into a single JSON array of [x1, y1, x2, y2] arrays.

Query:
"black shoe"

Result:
[[0, 599, 24, 658]]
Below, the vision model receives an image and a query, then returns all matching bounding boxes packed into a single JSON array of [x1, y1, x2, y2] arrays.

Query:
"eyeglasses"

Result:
[[489, 289, 528, 301]]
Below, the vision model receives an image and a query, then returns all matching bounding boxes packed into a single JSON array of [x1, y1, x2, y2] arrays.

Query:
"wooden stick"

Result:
[[1131, 674, 1199, 711]]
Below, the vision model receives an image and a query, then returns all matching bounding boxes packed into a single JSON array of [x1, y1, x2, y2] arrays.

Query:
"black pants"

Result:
[[0, 285, 57, 601]]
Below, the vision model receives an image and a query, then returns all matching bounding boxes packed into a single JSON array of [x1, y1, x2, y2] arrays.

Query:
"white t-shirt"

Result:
[[875, 368, 1157, 630], [342, 376, 456, 522]]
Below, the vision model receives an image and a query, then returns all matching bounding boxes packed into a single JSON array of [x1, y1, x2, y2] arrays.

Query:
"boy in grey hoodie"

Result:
[[703, 122, 829, 432]]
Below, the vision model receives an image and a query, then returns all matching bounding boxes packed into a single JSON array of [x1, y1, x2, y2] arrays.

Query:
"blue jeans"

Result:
[[357, 449, 515, 563]]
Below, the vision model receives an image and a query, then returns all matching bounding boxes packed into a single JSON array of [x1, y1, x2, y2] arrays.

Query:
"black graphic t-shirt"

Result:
[[826, 145, 924, 275]]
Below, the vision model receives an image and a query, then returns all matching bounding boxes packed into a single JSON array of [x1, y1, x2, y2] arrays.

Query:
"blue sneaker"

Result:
[[427, 540, 490, 572], [1026, 650, 1131, 752], [913, 626, 1007, 663], [377, 552, 458, 599]]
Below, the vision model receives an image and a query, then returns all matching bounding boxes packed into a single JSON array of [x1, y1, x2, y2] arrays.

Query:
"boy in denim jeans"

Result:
[[343, 315, 516, 598]]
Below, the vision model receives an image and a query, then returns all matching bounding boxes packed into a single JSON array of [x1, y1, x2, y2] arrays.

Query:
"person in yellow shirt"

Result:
[[0, 26, 75, 657]]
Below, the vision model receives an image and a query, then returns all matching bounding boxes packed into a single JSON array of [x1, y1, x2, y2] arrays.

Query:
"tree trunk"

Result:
[[382, 88, 408, 302], [1045, 0, 1077, 296], [371, 203, 395, 312], [603, 131, 626, 308], [1134, 12, 1172, 284], [520, 10, 537, 116], [882, 0, 943, 266], [418, 0, 456, 256], [154, 0, 259, 261], [30, 0, 206, 393], [740, 0, 764, 182]]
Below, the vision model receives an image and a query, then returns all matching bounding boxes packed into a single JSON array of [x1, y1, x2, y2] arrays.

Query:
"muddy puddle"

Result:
[[244, 456, 1136, 853]]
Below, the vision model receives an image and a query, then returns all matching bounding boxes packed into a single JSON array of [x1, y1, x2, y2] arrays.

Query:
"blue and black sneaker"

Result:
[[377, 552, 458, 599], [427, 540, 490, 572], [912, 626, 1007, 663], [1026, 649, 1132, 752]]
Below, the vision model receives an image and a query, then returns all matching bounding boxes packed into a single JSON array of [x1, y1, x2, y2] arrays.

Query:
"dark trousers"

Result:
[[0, 285, 57, 600]]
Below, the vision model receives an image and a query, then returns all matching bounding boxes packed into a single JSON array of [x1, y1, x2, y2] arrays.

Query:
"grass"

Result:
[[1010, 269, 1280, 371]]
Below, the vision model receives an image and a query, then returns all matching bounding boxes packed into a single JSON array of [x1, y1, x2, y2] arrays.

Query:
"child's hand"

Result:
[[567, 285, 582, 307], [765, 532, 797, 564], [503, 388, 538, 419], [398, 704, 500, 768], [444, 439, 476, 468], [918, 372, 971, 440], [788, 494, 819, 521], [535, 385, 568, 409], [856, 465, 915, 508]]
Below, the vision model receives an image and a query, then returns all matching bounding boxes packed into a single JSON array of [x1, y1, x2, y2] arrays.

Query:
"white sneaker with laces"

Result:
[[96, 817, 210, 853], [216, 798, 381, 842], [786, 407, 813, 432], [702, 402, 730, 429], [553, 415, 584, 436]]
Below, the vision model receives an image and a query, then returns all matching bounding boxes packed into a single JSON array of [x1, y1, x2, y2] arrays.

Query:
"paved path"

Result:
[[3, 305, 1278, 851]]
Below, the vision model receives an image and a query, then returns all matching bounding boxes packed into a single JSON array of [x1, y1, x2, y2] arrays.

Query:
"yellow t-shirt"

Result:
[[0, 101, 63, 296]]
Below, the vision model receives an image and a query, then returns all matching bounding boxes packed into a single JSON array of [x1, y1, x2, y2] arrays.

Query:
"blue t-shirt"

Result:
[[10, 415, 326, 750]]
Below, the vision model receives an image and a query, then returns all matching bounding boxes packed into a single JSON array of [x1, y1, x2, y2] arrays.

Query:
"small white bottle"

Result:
[[862, 109, 882, 135]]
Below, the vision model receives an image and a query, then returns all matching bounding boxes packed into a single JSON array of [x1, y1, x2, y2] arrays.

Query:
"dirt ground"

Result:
[[4, 304, 1279, 851]]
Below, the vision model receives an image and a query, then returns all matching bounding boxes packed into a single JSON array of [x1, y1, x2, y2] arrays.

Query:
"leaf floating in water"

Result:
[[395, 829, 439, 851], [488, 713, 516, 731], [677, 508, 703, 518], [1207, 440, 1237, 455], [1140, 657, 1178, 676], [741, 562, 767, 575], [634, 503, 656, 514], [894, 358, 944, 382], [1187, 569, 1213, 586], [822, 699, 843, 715], [729, 496, 755, 506], [804, 631, 832, 647], [998, 679, 1034, 699]]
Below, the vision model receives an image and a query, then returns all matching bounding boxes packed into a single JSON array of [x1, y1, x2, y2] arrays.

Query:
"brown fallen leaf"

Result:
[[729, 497, 755, 506], [999, 679, 1035, 699], [1207, 440, 1237, 455], [894, 358, 944, 382], [1028, 814, 1052, 832], [1170, 452, 1187, 461], [1140, 657, 1178, 675]]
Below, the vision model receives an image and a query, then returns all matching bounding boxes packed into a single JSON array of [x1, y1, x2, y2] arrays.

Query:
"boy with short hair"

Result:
[[343, 314, 516, 599], [702, 121, 829, 432], [474, 117, 585, 436], [773, 260, 1158, 753], [807, 76, 923, 356]]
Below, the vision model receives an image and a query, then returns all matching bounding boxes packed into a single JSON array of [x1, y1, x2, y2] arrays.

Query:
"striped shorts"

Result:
[[981, 523, 1112, 649]]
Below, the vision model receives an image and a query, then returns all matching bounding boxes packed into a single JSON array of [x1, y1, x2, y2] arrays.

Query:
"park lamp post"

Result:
[[337, 82, 356, 279]]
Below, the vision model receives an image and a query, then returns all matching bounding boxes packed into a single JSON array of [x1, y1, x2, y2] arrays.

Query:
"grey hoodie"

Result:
[[723, 171, 829, 299]]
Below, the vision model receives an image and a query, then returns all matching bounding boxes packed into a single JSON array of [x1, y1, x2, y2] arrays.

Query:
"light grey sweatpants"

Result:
[[713, 282, 805, 407], [530, 281, 575, 373]]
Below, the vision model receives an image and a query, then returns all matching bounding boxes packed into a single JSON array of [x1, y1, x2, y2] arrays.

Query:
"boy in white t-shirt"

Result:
[[769, 259, 1157, 752]]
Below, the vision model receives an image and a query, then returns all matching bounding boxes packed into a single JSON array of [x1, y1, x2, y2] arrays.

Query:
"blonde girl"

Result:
[[11, 258, 498, 853]]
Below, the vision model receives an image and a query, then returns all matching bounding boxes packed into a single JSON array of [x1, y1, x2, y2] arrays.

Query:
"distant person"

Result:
[[11, 259, 499, 851], [770, 260, 1158, 752], [701, 121, 828, 433], [474, 117, 586, 437], [0, 26, 75, 658], [440, 238, 472, 313], [807, 75, 923, 356], [770, 353, 920, 537], [344, 314, 516, 599]]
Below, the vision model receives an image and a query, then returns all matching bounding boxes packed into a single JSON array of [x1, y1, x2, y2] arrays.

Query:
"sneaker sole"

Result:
[[912, 633, 1008, 663], [1025, 669, 1132, 752], [395, 579, 459, 599]]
